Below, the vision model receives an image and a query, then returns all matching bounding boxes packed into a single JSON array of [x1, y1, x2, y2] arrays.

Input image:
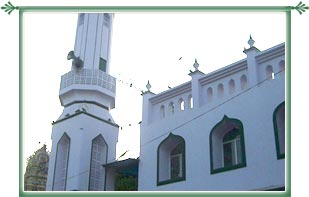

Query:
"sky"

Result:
[[22, 12, 286, 173]]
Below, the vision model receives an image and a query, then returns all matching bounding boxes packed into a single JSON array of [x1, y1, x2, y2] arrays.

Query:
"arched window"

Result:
[[228, 79, 236, 94], [160, 105, 165, 119], [266, 65, 275, 79], [188, 95, 193, 109], [157, 133, 185, 185], [89, 135, 108, 191], [240, 75, 247, 90], [217, 83, 224, 98], [279, 60, 285, 71], [53, 133, 70, 191], [169, 102, 175, 115], [209, 115, 246, 174], [207, 87, 213, 102], [273, 102, 285, 159], [179, 98, 185, 111]]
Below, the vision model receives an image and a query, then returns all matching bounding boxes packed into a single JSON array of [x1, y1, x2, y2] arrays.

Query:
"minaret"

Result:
[[46, 13, 119, 191]]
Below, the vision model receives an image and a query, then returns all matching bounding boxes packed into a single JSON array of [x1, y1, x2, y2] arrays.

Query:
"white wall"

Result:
[[139, 45, 285, 191], [46, 106, 119, 191]]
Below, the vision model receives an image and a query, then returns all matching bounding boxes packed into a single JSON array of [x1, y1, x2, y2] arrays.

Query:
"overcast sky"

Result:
[[23, 12, 286, 172]]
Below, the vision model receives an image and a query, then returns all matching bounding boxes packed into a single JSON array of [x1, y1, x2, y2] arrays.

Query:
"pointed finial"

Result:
[[193, 58, 199, 71], [248, 35, 255, 48], [146, 80, 151, 91]]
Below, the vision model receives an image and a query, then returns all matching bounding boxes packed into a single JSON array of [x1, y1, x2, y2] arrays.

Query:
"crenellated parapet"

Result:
[[141, 38, 285, 126]]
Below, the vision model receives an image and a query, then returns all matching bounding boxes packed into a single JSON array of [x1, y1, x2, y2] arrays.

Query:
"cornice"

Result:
[[256, 43, 285, 64], [199, 59, 248, 86], [52, 111, 119, 128], [149, 82, 192, 105]]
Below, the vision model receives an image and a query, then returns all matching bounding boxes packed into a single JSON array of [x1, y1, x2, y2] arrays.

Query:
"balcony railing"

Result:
[[60, 69, 116, 93]]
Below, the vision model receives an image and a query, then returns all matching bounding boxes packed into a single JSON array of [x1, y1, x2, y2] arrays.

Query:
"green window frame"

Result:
[[273, 101, 285, 160], [157, 133, 186, 186], [209, 115, 246, 174], [99, 58, 107, 72]]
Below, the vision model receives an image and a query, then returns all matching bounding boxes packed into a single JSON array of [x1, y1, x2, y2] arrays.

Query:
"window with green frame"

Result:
[[209, 115, 246, 174], [273, 101, 285, 159], [157, 133, 185, 186], [99, 58, 107, 72]]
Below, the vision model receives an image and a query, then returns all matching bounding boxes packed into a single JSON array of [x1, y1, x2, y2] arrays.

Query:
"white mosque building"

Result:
[[46, 13, 285, 191], [139, 39, 285, 191]]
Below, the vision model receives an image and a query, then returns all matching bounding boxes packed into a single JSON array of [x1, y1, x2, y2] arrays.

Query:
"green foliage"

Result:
[[115, 173, 138, 191]]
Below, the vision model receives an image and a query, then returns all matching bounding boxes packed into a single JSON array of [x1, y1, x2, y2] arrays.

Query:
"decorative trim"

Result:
[[188, 69, 205, 77], [6, 2, 308, 15], [209, 115, 247, 174], [255, 43, 285, 64], [1, 1, 18, 15], [157, 133, 186, 186], [15, 6, 294, 12], [149, 82, 192, 105], [52, 111, 119, 128], [63, 100, 109, 111], [199, 59, 248, 86], [141, 90, 155, 96], [243, 46, 260, 54], [273, 101, 285, 160], [292, 1, 309, 15]]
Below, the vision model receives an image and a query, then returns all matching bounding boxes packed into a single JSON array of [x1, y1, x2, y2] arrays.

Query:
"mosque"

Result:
[[45, 13, 285, 191]]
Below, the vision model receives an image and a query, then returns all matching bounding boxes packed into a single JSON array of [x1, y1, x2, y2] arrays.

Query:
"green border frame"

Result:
[[273, 101, 285, 160], [157, 133, 186, 186], [17, 3, 292, 197], [209, 115, 247, 175]]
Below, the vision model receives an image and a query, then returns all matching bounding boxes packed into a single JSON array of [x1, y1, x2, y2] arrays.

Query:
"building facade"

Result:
[[24, 145, 50, 191], [46, 13, 119, 191], [139, 38, 285, 191]]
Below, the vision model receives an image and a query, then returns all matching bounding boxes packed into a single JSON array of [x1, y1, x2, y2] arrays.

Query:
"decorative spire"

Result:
[[40, 144, 47, 151], [248, 35, 255, 48], [243, 35, 260, 54], [193, 58, 199, 71], [146, 80, 151, 92]]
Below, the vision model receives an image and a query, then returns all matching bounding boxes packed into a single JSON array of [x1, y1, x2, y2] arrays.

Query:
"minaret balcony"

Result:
[[59, 69, 116, 109], [60, 69, 116, 92]]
